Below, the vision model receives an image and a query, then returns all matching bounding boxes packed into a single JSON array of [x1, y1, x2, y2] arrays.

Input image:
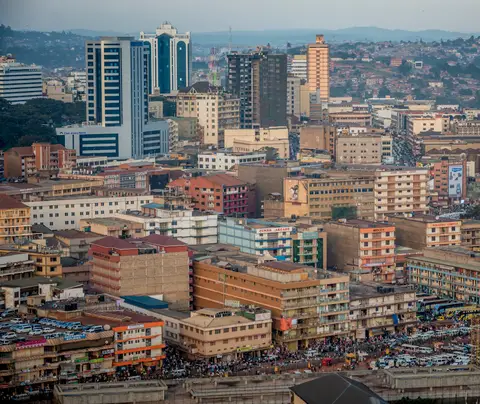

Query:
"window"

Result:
[[223, 328, 229, 333], [214, 329, 221, 334]]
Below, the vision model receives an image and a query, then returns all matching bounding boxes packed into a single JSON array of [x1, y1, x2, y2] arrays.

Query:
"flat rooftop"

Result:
[[81, 217, 136, 227], [350, 282, 414, 299], [388, 213, 460, 224], [54, 230, 103, 239], [331, 219, 390, 229]]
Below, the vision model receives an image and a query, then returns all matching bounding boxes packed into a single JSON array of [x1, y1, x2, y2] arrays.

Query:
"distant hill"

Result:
[[193, 26, 479, 47]]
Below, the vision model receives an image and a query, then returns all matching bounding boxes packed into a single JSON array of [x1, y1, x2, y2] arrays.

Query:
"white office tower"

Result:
[[140, 23, 192, 94], [0, 56, 42, 104], [57, 37, 168, 159]]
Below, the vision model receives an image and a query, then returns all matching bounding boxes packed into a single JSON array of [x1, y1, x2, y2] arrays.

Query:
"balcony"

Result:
[[284, 299, 317, 309], [281, 289, 318, 298]]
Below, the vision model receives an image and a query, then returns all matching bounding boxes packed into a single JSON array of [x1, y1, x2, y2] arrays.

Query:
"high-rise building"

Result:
[[290, 55, 307, 80], [307, 35, 330, 102], [57, 37, 169, 159], [227, 50, 287, 128], [0, 55, 42, 104], [140, 23, 192, 94]]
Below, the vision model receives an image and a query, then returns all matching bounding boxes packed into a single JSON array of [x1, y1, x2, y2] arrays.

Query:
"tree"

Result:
[[378, 86, 391, 98], [398, 60, 412, 76], [260, 147, 279, 161]]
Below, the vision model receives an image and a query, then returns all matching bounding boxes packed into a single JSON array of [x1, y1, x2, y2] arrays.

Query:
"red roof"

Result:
[[6, 146, 34, 157], [91, 236, 138, 250], [0, 194, 29, 210], [204, 173, 249, 187], [139, 234, 187, 247]]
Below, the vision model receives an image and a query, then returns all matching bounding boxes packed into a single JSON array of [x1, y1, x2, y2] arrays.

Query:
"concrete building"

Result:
[[160, 307, 272, 361], [140, 23, 191, 94], [57, 37, 169, 159], [431, 157, 467, 201], [328, 112, 372, 127], [227, 50, 287, 128], [168, 173, 253, 216], [290, 55, 307, 80], [324, 220, 397, 284], [307, 35, 330, 102], [113, 320, 165, 368], [287, 75, 302, 117], [349, 283, 417, 340], [387, 214, 462, 250], [336, 134, 393, 165], [453, 120, 480, 137], [0, 194, 35, 244], [4, 143, 76, 178], [224, 127, 290, 159], [193, 256, 350, 350], [27, 194, 154, 231], [90, 235, 190, 309], [176, 81, 240, 146], [44, 79, 74, 103], [299, 124, 337, 156], [0, 251, 35, 282], [197, 150, 266, 171], [407, 246, 480, 304], [461, 220, 480, 251], [0, 56, 42, 104], [53, 230, 104, 260]]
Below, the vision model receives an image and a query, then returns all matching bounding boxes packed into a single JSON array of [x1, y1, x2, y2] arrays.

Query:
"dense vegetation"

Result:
[[0, 98, 85, 149]]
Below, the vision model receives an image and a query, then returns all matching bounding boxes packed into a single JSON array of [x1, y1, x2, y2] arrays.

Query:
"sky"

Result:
[[1, 0, 479, 33]]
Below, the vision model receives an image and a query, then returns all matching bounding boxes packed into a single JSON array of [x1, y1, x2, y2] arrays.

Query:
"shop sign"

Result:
[[101, 349, 114, 355], [90, 358, 104, 364], [74, 357, 89, 363], [16, 338, 46, 350], [64, 333, 86, 341]]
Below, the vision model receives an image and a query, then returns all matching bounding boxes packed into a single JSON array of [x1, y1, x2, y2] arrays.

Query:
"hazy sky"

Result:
[[1, 0, 479, 33]]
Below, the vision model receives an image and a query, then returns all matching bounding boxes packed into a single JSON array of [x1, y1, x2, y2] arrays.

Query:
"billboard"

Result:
[[285, 179, 308, 204], [448, 165, 463, 197]]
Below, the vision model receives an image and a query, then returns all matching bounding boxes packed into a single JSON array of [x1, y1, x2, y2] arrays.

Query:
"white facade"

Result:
[[27, 195, 154, 231], [140, 23, 191, 94], [115, 209, 218, 245], [287, 76, 301, 117], [0, 61, 43, 104], [197, 151, 266, 171], [291, 55, 307, 80]]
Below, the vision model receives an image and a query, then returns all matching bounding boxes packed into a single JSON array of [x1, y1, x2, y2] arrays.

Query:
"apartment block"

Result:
[[307, 35, 329, 102], [461, 220, 480, 251], [197, 151, 266, 171], [349, 283, 417, 340], [328, 112, 372, 127], [168, 173, 253, 216], [113, 321, 165, 368], [387, 214, 461, 250], [0, 252, 35, 282], [4, 143, 77, 178], [431, 157, 467, 200], [193, 257, 350, 351], [159, 308, 272, 361], [290, 55, 307, 80], [336, 134, 393, 165], [224, 127, 290, 159], [287, 75, 302, 117], [452, 120, 480, 137], [324, 220, 396, 284], [90, 235, 190, 309], [407, 246, 480, 304], [176, 81, 240, 146], [27, 195, 154, 231], [0, 194, 35, 244]]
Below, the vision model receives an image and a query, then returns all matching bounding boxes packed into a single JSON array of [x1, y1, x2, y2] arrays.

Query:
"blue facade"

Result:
[[176, 40, 187, 90], [157, 34, 171, 94], [79, 133, 119, 158]]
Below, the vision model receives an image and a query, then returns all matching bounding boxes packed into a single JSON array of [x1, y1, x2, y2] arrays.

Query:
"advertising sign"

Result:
[[448, 165, 463, 197], [285, 179, 308, 204], [16, 338, 46, 350], [64, 333, 86, 342]]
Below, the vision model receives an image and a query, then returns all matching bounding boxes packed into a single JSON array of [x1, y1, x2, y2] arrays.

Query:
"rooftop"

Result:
[[184, 310, 253, 329], [329, 219, 391, 229], [54, 230, 103, 240], [205, 173, 249, 187], [387, 213, 460, 224], [81, 217, 137, 228], [121, 295, 169, 310], [0, 194, 29, 210], [350, 282, 414, 300], [0, 276, 82, 290]]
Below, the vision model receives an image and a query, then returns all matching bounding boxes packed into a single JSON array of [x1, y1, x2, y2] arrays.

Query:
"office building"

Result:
[[225, 127, 290, 159], [27, 194, 154, 231], [90, 235, 190, 309], [290, 54, 307, 80], [193, 257, 350, 350], [168, 173, 254, 216], [140, 23, 191, 94], [227, 50, 287, 128], [57, 37, 169, 159], [4, 143, 76, 178], [336, 134, 393, 165], [407, 246, 480, 304], [307, 35, 330, 102], [461, 220, 480, 251], [158, 307, 272, 361], [324, 220, 397, 283], [176, 81, 240, 146], [197, 150, 266, 171], [431, 157, 467, 201], [0, 55, 42, 104], [387, 214, 462, 250], [328, 112, 372, 127], [299, 124, 337, 156], [349, 283, 417, 340], [287, 75, 302, 117]]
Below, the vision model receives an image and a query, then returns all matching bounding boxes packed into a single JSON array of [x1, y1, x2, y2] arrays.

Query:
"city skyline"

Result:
[[2, 0, 480, 34]]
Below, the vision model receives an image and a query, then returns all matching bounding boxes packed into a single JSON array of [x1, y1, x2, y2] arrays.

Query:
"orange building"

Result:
[[307, 35, 330, 102], [4, 142, 76, 178], [324, 220, 397, 283], [0, 194, 34, 244], [112, 321, 165, 368]]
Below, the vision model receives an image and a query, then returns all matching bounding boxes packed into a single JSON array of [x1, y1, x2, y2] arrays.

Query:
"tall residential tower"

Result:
[[140, 23, 192, 94], [57, 37, 169, 159], [307, 35, 330, 102]]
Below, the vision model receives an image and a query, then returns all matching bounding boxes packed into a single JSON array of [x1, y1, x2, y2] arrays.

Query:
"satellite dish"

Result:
[[103, 324, 111, 331]]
